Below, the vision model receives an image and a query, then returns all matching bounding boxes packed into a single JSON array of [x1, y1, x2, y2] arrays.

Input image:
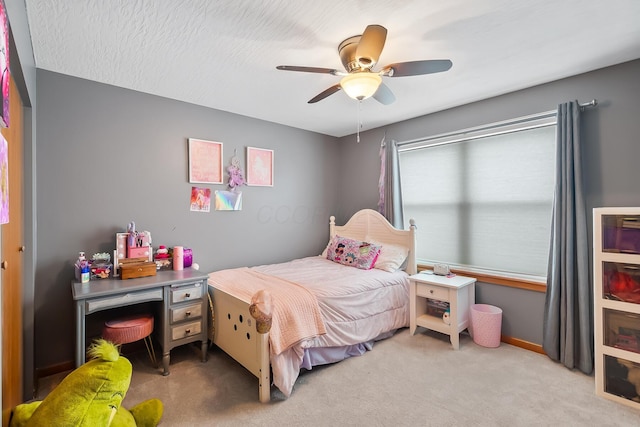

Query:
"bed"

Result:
[[207, 209, 417, 402]]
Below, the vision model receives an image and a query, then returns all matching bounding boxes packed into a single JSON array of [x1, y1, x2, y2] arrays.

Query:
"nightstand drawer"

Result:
[[171, 285, 202, 303], [171, 321, 201, 341], [416, 282, 449, 301], [171, 302, 202, 323]]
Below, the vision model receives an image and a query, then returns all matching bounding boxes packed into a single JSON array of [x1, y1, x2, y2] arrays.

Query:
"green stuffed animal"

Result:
[[10, 339, 163, 427]]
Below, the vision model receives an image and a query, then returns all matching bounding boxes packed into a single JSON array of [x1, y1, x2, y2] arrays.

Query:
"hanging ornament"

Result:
[[227, 149, 246, 191]]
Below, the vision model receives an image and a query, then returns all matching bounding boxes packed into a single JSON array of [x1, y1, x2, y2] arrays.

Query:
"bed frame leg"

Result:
[[258, 333, 270, 402]]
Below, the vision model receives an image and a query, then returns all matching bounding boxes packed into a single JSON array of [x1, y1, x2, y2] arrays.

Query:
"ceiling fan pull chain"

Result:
[[356, 100, 362, 143]]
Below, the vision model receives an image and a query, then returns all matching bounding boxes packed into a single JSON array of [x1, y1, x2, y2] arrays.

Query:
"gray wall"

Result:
[[35, 59, 640, 370], [336, 59, 640, 345], [35, 70, 339, 369]]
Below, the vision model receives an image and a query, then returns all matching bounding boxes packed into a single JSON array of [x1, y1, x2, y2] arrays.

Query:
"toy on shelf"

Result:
[[606, 270, 640, 304]]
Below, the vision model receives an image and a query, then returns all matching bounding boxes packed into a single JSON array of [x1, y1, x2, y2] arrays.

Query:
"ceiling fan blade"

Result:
[[383, 59, 453, 77], [356, 25, 387, 69], [276, 65, 340, 75], [308, 84, 342, 104], [373, 82, 395, 105]]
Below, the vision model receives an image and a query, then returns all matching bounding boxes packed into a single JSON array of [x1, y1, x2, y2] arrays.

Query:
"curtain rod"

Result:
[[580, 99, 598, 110], [397, 99, 598, 148]]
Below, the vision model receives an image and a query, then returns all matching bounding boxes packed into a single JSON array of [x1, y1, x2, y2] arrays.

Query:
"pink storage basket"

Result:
[[469, 304, 502, 348]]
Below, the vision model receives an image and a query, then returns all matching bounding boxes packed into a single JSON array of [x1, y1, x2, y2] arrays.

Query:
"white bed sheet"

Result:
[[251, 255, 410, 396]]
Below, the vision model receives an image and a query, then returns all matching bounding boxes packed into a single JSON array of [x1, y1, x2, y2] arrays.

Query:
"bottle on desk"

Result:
[[75, 252, 90, 283]]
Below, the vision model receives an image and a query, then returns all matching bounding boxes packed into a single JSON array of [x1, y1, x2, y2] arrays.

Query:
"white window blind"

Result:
[[399, 117, 556, 279]]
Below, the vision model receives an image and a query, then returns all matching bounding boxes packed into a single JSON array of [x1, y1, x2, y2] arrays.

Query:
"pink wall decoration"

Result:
[[190, 186, 211, 212], [188, 138, 223, 184], [246, 147, 274, 187], [0, 0, 9, 128], [0, 133, 8, 223]]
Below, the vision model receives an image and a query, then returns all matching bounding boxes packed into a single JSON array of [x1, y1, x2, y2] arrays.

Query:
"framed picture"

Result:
[[0, 0, 9, 128], [0, 133, 7, 223], [188, 138, 223, 184], [246, 147, 274, 187]]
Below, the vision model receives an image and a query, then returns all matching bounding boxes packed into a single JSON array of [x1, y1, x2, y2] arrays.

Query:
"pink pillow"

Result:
[[326, 236, 381, 270]]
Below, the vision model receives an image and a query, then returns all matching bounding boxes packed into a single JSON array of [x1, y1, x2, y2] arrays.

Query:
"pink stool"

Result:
[[102, 314, 157, 367]]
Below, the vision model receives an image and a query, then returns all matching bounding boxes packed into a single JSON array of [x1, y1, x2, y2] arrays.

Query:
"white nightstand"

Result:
[[410, 272, 476, 349]]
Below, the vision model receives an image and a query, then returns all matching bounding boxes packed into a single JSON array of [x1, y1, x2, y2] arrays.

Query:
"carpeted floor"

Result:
[[39, 329, 640, 426]]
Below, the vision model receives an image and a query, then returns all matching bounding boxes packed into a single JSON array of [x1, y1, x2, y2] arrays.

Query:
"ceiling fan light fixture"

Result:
[[340, 73, 382, 100]]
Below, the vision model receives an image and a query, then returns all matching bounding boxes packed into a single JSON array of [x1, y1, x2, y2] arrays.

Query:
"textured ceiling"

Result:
[[24, 0, 640, 137]]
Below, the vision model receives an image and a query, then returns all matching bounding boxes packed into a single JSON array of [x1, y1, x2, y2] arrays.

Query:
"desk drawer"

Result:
[[171, 321, 201, 341], [171, 284, 202, 303], [416, 283, 449, 301], [86, 288, 163, 314], [171, 302, 202, 323]]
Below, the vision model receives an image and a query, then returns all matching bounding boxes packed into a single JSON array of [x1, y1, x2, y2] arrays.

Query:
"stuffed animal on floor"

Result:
[[10, 339, 163, 427]]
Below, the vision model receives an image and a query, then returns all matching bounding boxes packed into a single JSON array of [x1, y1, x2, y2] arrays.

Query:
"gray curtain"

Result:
[[542, 101, 593, 374], [378, 138, 404, 229]]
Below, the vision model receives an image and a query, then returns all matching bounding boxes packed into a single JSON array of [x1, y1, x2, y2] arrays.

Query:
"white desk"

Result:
[[72, 269, 209, 374]]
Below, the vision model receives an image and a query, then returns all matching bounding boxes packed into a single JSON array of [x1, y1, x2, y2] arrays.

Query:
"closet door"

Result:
[[1, 76, 24, 425]]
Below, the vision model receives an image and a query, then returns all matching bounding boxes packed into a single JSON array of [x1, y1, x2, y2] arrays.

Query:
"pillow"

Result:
[[326, 235, 381, 270], [366, 238, 409, 272]]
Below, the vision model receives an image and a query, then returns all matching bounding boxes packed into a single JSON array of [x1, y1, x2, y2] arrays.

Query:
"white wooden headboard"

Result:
[[329, 209, 417, 275]]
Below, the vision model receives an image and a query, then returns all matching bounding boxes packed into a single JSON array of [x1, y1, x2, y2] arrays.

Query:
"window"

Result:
[[398, 115, 556, 280]]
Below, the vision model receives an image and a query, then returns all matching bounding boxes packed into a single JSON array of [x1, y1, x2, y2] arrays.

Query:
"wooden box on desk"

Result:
[[119, 260, 157, 280]]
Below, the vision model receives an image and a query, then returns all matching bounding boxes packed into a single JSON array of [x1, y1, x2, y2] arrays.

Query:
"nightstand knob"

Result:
[[430, 289, 434, 294], [185, 329, 191, 334], [185, 311, 191, 317], [185, 293, 191, 298]]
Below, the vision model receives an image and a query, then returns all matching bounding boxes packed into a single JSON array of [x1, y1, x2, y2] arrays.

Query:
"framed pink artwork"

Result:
[[0, 0, 9, 128], [188, 138, 223, 184], [0, 133, 7, 223], [246, 147, 274, 187]]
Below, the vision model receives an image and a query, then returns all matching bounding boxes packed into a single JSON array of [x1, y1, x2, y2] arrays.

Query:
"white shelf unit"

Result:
[[594, 207, 640, 409]]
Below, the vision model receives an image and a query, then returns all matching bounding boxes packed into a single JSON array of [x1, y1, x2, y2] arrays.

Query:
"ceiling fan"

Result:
[[276, 24, 452, 105]]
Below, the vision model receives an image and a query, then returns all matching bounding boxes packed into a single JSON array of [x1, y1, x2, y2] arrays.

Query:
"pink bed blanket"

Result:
[[207, 267, 326, 354]]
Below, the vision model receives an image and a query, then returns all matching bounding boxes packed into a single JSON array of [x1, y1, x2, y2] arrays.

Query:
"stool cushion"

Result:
[[103, 314, 154, 345]]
